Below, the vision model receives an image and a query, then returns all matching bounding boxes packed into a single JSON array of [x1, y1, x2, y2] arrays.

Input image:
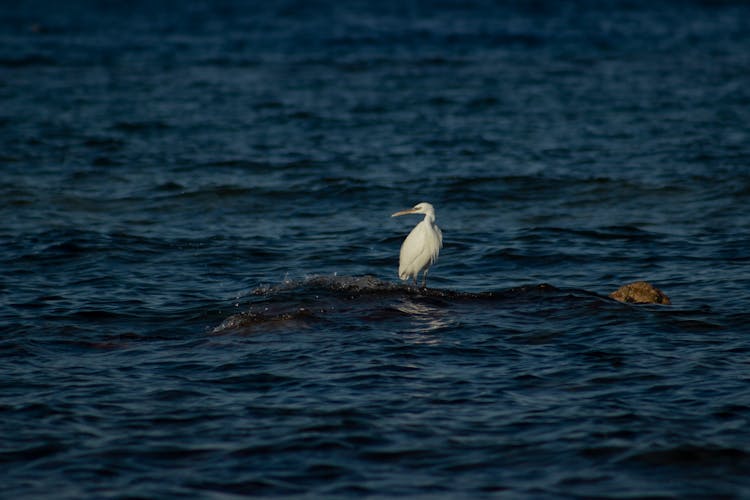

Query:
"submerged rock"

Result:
[[609, 281, 671, 305]]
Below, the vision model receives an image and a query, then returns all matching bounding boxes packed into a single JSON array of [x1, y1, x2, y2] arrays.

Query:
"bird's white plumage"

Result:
[[391, 202, 442, 287]]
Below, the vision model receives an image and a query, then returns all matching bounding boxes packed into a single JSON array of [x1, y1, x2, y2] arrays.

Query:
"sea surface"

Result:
[[2, 0, 750, 498]]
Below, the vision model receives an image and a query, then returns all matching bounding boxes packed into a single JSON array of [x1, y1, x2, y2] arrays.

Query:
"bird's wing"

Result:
[[399, 221, 442, 279], [399, 222, 428, 277]]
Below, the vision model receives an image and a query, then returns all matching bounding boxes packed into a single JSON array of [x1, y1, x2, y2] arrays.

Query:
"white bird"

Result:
[[391, 202, 443, 287]]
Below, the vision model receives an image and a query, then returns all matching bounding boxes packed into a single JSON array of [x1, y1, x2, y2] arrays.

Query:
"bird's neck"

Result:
[[423, 213, 436, 224]]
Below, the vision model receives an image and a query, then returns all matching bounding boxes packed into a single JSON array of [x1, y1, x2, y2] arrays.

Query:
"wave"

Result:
[[244, 275, 568, 302], [212, 275, 597, 334]]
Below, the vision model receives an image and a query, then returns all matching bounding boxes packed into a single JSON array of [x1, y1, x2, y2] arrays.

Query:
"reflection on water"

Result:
[[395, 297, 454, 339]]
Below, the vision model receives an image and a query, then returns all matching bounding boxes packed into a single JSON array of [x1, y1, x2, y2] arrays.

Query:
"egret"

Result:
[[391, 202, 443, 287]]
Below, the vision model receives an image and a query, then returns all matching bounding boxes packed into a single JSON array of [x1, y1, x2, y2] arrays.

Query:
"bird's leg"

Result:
[[421, 269, 429, 289]]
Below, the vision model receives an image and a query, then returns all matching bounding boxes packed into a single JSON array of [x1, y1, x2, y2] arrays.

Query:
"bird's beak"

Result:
[[391, 208, 418, 217]]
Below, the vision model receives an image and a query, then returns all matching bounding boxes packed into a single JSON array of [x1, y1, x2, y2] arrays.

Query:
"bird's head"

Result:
[[391, 202, 435, 218]]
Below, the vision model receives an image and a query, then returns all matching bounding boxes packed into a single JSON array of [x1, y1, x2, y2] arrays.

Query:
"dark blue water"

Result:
[[3, 0, 750, 497]]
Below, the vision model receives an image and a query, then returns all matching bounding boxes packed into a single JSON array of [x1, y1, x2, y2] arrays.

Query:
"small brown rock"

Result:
[[609, 281, 671, 305]]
